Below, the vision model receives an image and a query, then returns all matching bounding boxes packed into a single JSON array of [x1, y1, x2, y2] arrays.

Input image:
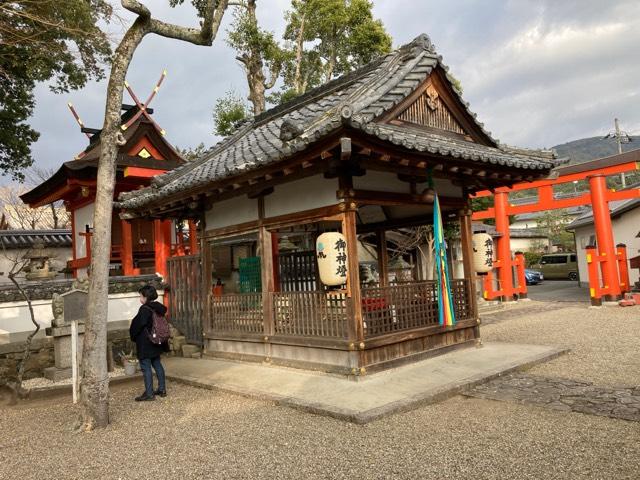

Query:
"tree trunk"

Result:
[[325, 44, 336, 83], [244, 0, 266, 115], [79, 19, 147, 431], [78, 0, 228, 431], [294, 11, 305, 93], [49, 203, 59, 229]]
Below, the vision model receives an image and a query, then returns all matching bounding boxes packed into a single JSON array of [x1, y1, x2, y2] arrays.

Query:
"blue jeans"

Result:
[[140, 356, 166, 397]]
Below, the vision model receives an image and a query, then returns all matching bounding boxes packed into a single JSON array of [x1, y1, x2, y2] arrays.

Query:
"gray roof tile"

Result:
[[120, 34, 558, 210]]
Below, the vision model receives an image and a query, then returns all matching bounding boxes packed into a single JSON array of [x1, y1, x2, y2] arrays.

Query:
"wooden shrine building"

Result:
[[119, 34, 559, 375], [21, 88, 197, 278]]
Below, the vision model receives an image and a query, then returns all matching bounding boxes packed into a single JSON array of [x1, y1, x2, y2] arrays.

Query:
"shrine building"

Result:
[[116, 34, 561, 375], [21, 98, 197, 278]]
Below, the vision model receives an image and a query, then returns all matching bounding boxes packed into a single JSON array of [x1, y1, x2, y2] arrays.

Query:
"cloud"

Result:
[[22, 0, 640, 177]]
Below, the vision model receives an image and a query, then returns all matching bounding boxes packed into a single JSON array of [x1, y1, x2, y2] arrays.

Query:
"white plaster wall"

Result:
[[510, 237, 550, 253], [264, 175, 338, 218], [353, 171, 462, 197], [573, 209, 640, 288], [0, 291, 164, 343], [510, 220, 537, 230], [205, 196, 257, 230], [573, 225, 591, 287], [74, 203, 94, 258]]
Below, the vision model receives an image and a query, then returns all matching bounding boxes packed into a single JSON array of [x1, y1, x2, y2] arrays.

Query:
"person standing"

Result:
[[129, 285, 169, 401]]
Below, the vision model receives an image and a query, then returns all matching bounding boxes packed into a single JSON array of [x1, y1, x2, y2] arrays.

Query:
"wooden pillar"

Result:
[[188, 220, 199, 255], [342, 207, 363, 343], [121, 219, 134, 276], [459, 209, 478, 320], [201, 214, 212, 337], [259, 226, 275, 337], [154, 219, 172, 278], [588, 174, 622, 300], [70, 208, 77, 278], [493, 191, 514, 301], [376, 229, 389, 287]]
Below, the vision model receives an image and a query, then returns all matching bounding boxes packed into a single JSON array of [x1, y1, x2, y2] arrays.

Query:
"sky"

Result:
[[23, 0, 640, 175]]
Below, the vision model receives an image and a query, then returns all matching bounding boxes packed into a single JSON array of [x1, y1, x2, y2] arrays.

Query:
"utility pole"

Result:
[[604, 118, 633, 188], [614, 118, 623, 155]]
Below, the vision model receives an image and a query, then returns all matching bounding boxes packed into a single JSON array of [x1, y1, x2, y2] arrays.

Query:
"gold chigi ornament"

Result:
[[472, 232, 493, 274], [316, 232, 348, 286]]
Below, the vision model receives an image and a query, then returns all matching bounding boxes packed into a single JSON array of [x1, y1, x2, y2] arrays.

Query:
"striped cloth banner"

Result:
[[433, 194, 456, 326]]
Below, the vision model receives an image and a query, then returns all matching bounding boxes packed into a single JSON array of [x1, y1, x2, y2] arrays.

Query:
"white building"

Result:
[[566, 198, 640, 288]]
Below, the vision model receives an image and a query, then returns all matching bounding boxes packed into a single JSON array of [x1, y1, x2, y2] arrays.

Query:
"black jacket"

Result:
[[129, 301, 169, 360]]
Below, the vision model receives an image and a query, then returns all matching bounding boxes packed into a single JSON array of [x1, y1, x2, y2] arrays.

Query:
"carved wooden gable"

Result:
[[396, 83, 466, 135]]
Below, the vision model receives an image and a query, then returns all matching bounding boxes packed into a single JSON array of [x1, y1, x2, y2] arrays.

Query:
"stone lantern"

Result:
[[24, 240, 56, 281]]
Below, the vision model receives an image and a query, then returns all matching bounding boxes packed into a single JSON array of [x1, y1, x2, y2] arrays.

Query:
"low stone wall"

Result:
[[0, 328, 134, 383], [0, 274, 167, 383], [0, 275, 165, 343]]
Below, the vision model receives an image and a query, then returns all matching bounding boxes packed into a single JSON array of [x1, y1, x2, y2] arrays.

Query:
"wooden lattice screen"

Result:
[[277, 250, 318, 292], [167, 254, 203, 345]]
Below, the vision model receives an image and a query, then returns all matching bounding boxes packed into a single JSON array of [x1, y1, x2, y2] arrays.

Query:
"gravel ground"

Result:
[[22, 368, 127, 389], [482, 302, 640, 387], [1, 382, 638, 480], [2, 301, 639, 479]]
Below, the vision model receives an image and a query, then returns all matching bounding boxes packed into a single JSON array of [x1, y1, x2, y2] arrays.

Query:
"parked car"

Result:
[[525, 269, 544, 285], [533, 253, 579, 280]]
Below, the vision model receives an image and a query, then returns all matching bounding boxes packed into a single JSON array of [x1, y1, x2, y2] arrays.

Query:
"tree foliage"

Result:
[[0, 1, 113, 181], [177, 142, 208, 161], [213, 91, 250, 136], [280, 0, 392, 96], [537, 210, 575, 251]]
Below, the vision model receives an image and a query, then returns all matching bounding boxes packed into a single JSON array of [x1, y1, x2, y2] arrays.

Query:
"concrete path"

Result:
[[164, 342, 567, 423], [527, 280, 590, 303]]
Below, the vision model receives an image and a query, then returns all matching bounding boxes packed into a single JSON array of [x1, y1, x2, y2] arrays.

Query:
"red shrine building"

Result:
[[21, 94, 198, 279]]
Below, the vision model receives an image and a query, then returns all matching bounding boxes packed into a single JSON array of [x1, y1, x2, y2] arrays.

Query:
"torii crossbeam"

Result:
[[471, 149, 640, 305]]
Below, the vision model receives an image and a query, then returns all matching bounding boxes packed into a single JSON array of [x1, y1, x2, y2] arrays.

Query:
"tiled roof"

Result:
[[0, 230, 73, 249], [120, 34, 558, 211], [566, 198, 640, 230]]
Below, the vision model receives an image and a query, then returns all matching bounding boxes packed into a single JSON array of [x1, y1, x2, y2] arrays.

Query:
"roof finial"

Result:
[[410, 33, 436, 54]]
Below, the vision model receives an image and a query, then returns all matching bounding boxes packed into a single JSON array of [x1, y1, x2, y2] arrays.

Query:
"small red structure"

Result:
[[21, 75, 197, 278], [472, 149, 640, 305]]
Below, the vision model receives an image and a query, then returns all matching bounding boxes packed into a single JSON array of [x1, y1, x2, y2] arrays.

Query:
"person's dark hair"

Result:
[[138, 285, 158, 303]]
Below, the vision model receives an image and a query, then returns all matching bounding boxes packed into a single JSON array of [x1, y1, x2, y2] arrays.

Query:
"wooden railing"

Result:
[[361, 281, 439, 337], [273, 291, 349, 338], [209, 292, 264, 334], [361, 279, 473, 338], [450, 279, 474, 321], [207, 280, 474, 341]]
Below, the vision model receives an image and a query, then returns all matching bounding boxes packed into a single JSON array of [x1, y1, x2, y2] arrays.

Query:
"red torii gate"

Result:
[[472, 149, 640, 305]]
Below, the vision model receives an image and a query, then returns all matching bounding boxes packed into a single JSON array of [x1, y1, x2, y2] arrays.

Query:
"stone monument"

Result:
[[43, 289, 87, 381]]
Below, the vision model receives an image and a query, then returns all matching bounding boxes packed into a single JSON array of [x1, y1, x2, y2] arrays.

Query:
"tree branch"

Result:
[[123, 0, 229, 46], [121, 0, 151, 18]]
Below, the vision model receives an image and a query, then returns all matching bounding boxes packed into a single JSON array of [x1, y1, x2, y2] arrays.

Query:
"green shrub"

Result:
[[523, 251, 543, 268]]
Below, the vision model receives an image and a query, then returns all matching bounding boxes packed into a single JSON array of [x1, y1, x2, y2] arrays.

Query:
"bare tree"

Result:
[[0, 239, 40, 404], [79, 0, 229, 431], [26, 167, 70, 229], [0, 182, 69, 230]]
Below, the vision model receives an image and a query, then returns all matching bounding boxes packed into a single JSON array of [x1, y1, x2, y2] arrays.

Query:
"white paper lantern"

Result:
[[472, 232, 493, 274], [316, 232, 348, 286]]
